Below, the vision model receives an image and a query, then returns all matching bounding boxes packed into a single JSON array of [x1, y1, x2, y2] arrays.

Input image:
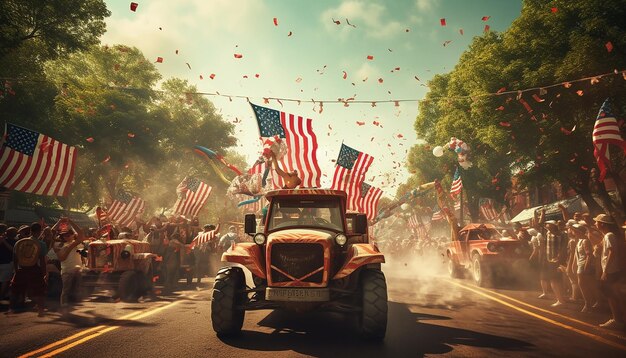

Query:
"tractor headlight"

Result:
[[487, 242, 497, 252], [335, 233, 348, 246], [253, 233, 266, 245]]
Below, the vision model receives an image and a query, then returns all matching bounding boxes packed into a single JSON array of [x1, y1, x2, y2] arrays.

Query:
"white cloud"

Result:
[[415, 0, 436, 12]]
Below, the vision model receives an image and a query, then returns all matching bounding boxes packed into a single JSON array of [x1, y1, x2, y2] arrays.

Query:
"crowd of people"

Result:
[[516, 207, 626, 330], [0, 214, 243, 316]]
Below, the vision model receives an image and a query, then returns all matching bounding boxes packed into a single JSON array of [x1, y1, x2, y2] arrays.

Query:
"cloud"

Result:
[[415, 0, 436, 12], [320, 1, 404, 40]]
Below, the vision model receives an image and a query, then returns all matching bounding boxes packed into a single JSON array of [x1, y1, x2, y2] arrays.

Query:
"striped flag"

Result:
[[190, 225, 220, 248], [407, 213, 419, 230], [431, 206, 445, 221], [449, 167, 463, 198], [330, 143, 374, 211], [173, 177, 212, 218], [0, 123, 77, 196], [479, 198, 499, 221], [358, 182, 382, 221], [593, 99, 626, 181], [107, 191, 145, 228], [251, 103, 322, 188], [240, 162, 266, 213]]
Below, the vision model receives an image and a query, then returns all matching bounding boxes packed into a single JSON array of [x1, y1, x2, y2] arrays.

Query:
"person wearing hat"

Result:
[[52, 217, 85, 314], [218, 225, 238, 253], [572, 223, 597, 313], [594, 213, 624, 329], [528, 227, 550, 299], [544, 220, 567, 307], [9, 222, 47, 316]]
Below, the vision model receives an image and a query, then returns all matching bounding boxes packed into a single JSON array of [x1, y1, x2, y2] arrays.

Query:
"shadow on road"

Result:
[[220, 302, 534, 357]]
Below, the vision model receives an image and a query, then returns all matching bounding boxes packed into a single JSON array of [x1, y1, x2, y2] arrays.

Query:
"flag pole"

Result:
[[460, 186, 464, 225]]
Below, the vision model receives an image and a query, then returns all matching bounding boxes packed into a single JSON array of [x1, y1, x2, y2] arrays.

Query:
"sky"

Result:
[[100, 0, 523, 199]]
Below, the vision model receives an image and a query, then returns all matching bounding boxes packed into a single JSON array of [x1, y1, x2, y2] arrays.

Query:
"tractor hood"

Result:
[[267, 228, 336, 245]]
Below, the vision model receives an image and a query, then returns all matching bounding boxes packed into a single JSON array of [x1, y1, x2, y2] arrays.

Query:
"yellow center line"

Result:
[[465, 281, 626, 341], [20, 301, 182, 358], [17, 310, 147, 358], [446, 279, 626, 351]]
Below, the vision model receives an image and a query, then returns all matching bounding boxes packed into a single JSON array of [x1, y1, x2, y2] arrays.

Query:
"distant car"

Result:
[[446, 223, 530, 286], [211, 189, 388, 340]]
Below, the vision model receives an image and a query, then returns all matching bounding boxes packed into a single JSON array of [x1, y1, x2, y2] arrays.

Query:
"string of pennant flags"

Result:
[[1, 68, 624, 109]]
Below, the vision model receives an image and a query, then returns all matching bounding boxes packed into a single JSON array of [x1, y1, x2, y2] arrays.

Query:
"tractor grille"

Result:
[[270, 243, 325, 284]]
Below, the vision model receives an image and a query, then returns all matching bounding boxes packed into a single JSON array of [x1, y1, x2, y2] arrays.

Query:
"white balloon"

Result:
[[432, 146, 444, 157]]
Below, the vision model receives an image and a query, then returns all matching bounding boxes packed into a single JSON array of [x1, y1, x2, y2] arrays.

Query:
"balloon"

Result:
[[432, 146, 444, 157]]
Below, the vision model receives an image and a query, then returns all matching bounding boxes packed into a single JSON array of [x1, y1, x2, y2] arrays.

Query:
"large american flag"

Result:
[[0, 123, 77, 196], [173, 177, 212, 218], [107, 190, 145, 228], [479, 198, 499, 221], [449, 167, 463, 198], [593, 99, 626, 181], [331, 143, 374, 211], [251, 103, 322, 188], [358, 182, 382, 221], [431, 206, 445, 221]]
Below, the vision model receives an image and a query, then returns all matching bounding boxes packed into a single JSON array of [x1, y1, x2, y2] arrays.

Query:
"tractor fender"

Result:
[[333, 243, 385, 280], [221, 243, 266, 279]]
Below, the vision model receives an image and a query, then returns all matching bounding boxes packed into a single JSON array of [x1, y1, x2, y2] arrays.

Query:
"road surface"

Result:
[[2, 256, 625, 357]]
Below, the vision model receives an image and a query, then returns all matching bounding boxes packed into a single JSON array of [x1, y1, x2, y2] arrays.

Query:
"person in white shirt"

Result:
[[52, 218, 85, 314]]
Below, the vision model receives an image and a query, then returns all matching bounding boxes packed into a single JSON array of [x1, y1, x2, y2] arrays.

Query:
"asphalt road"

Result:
[[3, 256, 626, 358]]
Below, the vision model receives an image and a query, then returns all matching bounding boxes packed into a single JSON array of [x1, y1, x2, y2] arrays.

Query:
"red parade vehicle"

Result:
[[446, 223, 530, 286], [211, 189, 388, 340]]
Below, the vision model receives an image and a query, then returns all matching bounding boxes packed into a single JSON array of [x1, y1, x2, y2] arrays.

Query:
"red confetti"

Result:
[[397, 134, 403, 138], [443, 40, 452, 47], [86, 137, 94, 143], [551, 7, 558, 13], [484, 25, 490, 33], [155, 57, 163, 63], [440, 18, 446, 26], [532, 94, 545, 102], [288, 31, 292, 37], [606, 41, 613, 53], [373, 121, 380, 126], [209, 73, 215, 79], [496, 106, 505, 111], [459, 28, 464, 35], [581, 166, 588, 171], [332, 18, 341, 25], [234, 54, 243, 59], [496, 87, 506, 94], [367, 55, 374, 60], [378, 78, 383, 83], [576, 90, 584, 96], [127, 133, 135, 138], [273, 17, 278, 26], [499, 121, 511, 127], [255, 74, 260, 78], [199, 75, 203, 80], [560, 127, 572, 135], [102, 155, 111, 163], [130, 2, 138, 12], [342, 71, 347, 79], [356, 121, 365, 126], [482, 16, 490, 21]]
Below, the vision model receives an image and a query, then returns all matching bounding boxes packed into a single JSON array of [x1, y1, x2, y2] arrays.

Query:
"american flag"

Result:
[[107, 190, 145, 228], [190, 224, 221, 248], [358, 182, 382, 221], [593, 99, 626, 181], [431, 206, 445, 221], [173, 177, 212, 218], [479, 198, 499, 221], [331, 143, 374, 211], [407, 213, 420, 230], [449, 167, 463, 198], [251, 103, 322, 188], [0, 123, 77, 196]]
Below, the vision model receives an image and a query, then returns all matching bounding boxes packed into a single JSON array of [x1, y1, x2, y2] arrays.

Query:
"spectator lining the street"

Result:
[[53, 218, 86, 315], [219, 226, 238, 253], [9, 223, 47, 316], [528, 228, 549, 299], [573, 223, 596, 313], [594, 214, 624, 329], [565, 220, 581, 301], [0, 226, 18, 302], [544, 220, 567, 307]]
